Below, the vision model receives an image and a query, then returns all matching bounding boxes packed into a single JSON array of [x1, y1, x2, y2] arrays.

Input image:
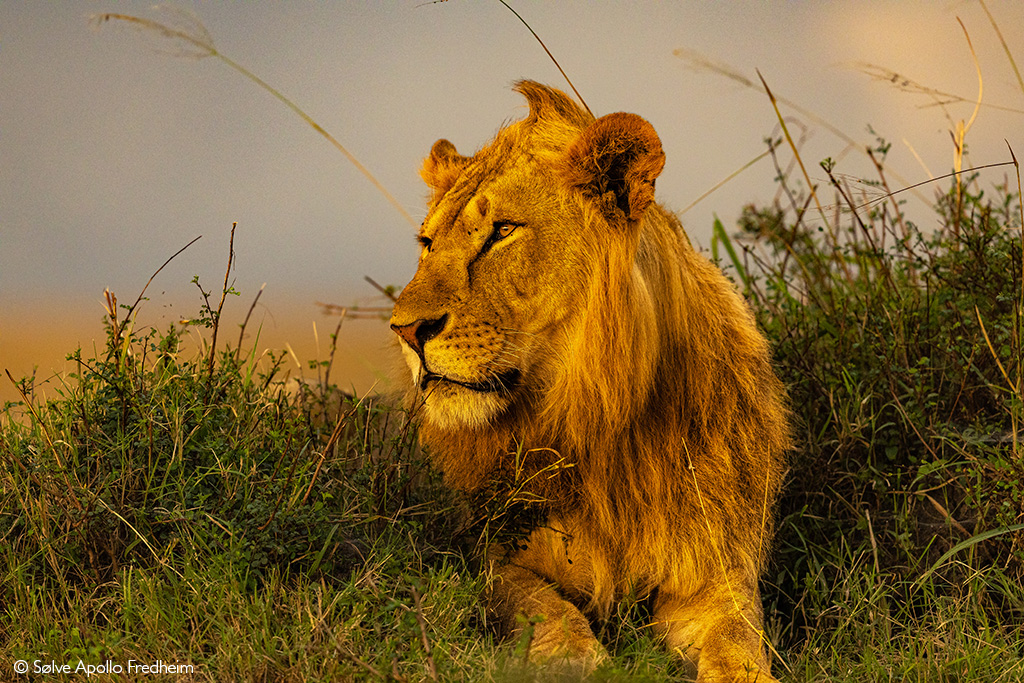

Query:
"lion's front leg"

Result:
[[488, 562, 607, 667], [486, 523, 607, 670], [653, 571, 778, 683]]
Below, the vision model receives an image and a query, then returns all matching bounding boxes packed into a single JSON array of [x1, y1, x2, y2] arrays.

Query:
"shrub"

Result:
[[719, 151, 1024, 650]]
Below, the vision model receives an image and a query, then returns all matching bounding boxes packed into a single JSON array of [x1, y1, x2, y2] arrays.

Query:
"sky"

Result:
[[2, 1, 1023, 403]]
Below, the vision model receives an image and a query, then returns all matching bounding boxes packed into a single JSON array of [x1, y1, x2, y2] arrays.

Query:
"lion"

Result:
[[389, 81, 791, 682]]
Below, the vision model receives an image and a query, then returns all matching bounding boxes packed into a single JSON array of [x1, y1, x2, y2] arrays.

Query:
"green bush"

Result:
[[720, 156, 1024, 658]]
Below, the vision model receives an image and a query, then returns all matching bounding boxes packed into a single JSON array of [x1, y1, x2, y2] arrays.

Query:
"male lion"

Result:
[[390, 81, 790, 682]]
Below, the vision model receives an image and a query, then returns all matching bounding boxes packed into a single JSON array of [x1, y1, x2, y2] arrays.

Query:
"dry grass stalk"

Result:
[[93, 7, 417, 229], [673, 48, 926, 208], [979, 0, 1024, 96], [757, 70, 830, 232]]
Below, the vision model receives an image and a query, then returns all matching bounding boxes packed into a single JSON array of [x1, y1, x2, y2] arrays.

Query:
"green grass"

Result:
[[730, 144, 1024, 681], [4, 172, 1023, 681]]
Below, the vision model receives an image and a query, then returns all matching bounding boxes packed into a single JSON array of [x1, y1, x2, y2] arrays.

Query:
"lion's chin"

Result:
[[420, 383, 510, 430]]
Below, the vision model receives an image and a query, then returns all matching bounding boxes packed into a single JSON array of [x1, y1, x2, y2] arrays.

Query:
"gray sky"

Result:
[[2, 1, 1023, 400]]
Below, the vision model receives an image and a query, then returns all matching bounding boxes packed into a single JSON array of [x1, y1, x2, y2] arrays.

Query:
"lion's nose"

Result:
[[390, 314, 448, 355]]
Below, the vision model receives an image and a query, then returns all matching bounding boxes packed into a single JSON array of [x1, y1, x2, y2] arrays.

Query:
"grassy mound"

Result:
[[3, 171, 1023, 679]]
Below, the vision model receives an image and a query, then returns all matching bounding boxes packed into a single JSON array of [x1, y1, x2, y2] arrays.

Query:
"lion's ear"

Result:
[[421, 139, 469, 199], [561, 113, 665, 224]]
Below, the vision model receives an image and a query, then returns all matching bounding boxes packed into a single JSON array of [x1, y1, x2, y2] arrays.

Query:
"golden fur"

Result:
[[390, 81, 790, 681]]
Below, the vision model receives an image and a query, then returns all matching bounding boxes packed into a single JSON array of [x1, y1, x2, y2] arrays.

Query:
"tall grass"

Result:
[[1, 232, 480, 680], [713, 136, 1024, 680], [700, 13, 1024, 674], [0, 230, 718, 680]]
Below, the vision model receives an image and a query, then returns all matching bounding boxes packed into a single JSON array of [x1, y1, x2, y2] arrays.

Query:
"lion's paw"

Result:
[[528, 628, 609, 676]]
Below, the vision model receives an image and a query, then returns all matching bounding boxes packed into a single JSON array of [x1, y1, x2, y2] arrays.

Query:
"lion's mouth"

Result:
[[421, 369, 521, 394]]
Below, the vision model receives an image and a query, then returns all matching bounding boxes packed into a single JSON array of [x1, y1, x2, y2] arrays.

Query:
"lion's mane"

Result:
[[404, 81, 791, 618]]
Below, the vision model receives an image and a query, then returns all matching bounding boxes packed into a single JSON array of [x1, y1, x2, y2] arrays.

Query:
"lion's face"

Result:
[[390, 83, 665, 430], [390, 141, 589, 428]]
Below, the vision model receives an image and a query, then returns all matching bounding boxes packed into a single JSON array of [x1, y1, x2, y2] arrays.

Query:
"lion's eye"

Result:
[[418, 235, 433, 252], [475, 221, 522, 262], [494, 222, 519, 239]]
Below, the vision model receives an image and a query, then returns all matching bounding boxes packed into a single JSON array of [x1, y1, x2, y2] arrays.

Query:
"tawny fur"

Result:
[[390, 81, 790, 681]]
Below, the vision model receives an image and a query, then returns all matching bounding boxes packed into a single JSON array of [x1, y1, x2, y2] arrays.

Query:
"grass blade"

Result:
[[711, 215, 749, 291], [915, 523, 1024, 587]]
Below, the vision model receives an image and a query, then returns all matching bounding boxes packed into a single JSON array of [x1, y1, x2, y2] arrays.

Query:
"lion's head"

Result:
[[391, 81, 665, 433]]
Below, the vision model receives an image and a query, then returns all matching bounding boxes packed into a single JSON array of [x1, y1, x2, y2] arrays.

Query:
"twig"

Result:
[[757, 70, 830, 232], [364, 275, 398, 303], [108, 235, 202, 353], [957, 18, 983, 140], [828, 164, 905, 286], [851, 161, 1015, 213], [206, 223, 236, 394], [235, 282, 266, 365], [856, 63, 1022, 115], [1010, 142, 1023, 461], [950, 18, 984, 236], [302, 397, 367, 505], [680, 146, 774, 216], [975, 305, 1018, 399], [866, 148, 912, 260], [339, 651, 385, 680], [920, 493, 971, 539], [322, 311, 347, 393], [315, 302, 391, 319], [865, 508, 879, 574], [410, 586, 438, 681], [979, 0, 1024, 97]]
